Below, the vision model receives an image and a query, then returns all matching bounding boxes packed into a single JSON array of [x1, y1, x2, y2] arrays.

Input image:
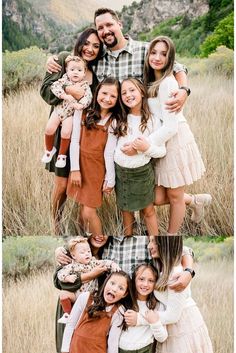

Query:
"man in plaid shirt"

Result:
[[94, 7, 189, 112]]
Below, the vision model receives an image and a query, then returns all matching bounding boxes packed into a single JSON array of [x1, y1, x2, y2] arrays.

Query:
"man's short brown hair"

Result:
[[94, 8, 120, 24]]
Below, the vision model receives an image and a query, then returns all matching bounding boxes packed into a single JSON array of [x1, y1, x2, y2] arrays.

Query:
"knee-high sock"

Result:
[[58, 138, 70, 155], [45, 134, 55, 152], [60, 298, 72, 314]]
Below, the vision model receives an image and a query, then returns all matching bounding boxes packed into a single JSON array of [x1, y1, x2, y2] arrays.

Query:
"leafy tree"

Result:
[[200, 12, 234, 57]]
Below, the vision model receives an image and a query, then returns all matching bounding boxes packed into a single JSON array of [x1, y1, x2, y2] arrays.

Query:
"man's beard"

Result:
[[103, 33, 118, 48]]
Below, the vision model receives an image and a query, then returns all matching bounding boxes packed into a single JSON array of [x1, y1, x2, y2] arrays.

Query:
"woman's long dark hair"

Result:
[[73, 27, 103, 68], [131, 263, 159, 312], [85, 77, 126, 134]]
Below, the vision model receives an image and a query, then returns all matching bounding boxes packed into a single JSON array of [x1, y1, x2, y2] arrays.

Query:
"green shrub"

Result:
[[200, 12, 234, 57], [2, 46, 47, 95], [184, 236, 233, 262], [178, 45, 233, 77], [3, 236, 64, 278], [205, 45, 234, 77]]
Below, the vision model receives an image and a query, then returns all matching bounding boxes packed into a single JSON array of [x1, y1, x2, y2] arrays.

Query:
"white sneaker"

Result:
[[189, 194, 212, 223], [58, 313, 70, 324], [41, 147, 57, 163], [55, 155, 67, 168]]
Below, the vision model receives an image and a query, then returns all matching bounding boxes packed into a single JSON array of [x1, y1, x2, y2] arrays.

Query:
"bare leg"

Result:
[[142, 204, 158, 236], [122, 211, 135, 236], [51, 176, 68, 235], [80, 206, 103, 236], [155, 185, 193, 206], [166, 186, 186, 234], [59, 290, 77, 303], [61, 116, 73, 139]]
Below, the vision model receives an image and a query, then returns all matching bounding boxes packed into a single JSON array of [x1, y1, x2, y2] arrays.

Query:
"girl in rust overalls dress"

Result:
[[61, 271, 134, 353], [67, 77, 125, 236]]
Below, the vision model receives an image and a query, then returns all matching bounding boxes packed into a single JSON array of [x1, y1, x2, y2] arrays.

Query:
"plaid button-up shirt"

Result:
[[102, 236, 194, 276], [93, 36, 186, 83], [102, 235, 151, 276]]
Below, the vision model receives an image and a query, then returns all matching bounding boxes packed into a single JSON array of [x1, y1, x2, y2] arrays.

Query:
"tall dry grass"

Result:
[[3, 74, 233, 235], [3, 259, 233, 353]]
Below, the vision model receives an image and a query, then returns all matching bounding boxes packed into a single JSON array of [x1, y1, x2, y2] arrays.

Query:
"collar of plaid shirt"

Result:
[[101, 35, 135, 57]]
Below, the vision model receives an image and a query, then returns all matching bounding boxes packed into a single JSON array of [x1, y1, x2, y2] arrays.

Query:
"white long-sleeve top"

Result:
[[119, 300, 167, 351], [148, 75, 187, 146], [69, 111, 118, 188], [114, 114, 166, 168], [154, 265, 196, 325], [61, 292, 124, 353]]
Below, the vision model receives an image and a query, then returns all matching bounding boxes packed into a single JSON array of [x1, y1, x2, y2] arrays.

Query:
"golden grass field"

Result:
[[3, 258, 233, 353], [3, 74, 233, 236]]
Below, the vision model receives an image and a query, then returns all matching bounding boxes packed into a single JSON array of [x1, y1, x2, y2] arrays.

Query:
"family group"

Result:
[[52, 234, 213, 353], [40, 8, 212, 237]]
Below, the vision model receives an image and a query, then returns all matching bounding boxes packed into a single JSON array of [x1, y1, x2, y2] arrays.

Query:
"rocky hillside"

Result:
[[120, 0, 209, 37], [3, 0, 233, 56], [2, 0, 140, 51]]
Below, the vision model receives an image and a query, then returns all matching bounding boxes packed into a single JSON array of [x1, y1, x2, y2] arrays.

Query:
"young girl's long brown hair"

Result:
[[131, 264, 159, 311], [153, 236, 183, 292], [85, 77, 126, 134], [144, 36, 175, 98], [118, 78, 152, 136]]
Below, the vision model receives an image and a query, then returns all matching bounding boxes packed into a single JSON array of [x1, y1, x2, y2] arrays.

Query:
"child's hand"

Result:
[[71, 171, 82, 187], [65, 274, 77, 283], [91, 263, 109, 277], [132, 136, 150, 152], [144, 309, 160, 324], [121, 142, 138, 156], [110, 262, 121, 272], [103, 181, 113, 194], [124, 310, 138, 326]]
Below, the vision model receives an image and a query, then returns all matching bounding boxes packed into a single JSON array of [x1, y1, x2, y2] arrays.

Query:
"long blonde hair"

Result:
[[154, 236, 183, 292], [144, 36, 175, 98]]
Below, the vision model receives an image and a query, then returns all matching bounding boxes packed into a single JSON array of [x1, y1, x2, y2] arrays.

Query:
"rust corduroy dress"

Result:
[[67, 114, 112, 208], [69, 295, 118, 353]]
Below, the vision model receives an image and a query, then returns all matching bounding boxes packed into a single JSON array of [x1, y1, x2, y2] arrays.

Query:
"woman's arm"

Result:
[[169, 247, 194, 292], [40, 52, 69, 106], [158, 288, 188, 325], [148, 77, 180, 146], [61, 292, 89, 353], [53, 266, 82, 291]]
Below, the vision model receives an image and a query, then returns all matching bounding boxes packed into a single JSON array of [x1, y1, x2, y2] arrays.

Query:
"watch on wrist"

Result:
[[184, 268, 195, 278], [179, 86, 191, 96]]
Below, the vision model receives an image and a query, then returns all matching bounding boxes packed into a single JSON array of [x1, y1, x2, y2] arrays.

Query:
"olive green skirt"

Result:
[[119, 343, 153, 353], [115, 162, 155, 212]]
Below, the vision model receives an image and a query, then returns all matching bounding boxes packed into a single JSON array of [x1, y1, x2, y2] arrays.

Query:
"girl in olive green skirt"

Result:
[[114, 78, 166, 236]]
